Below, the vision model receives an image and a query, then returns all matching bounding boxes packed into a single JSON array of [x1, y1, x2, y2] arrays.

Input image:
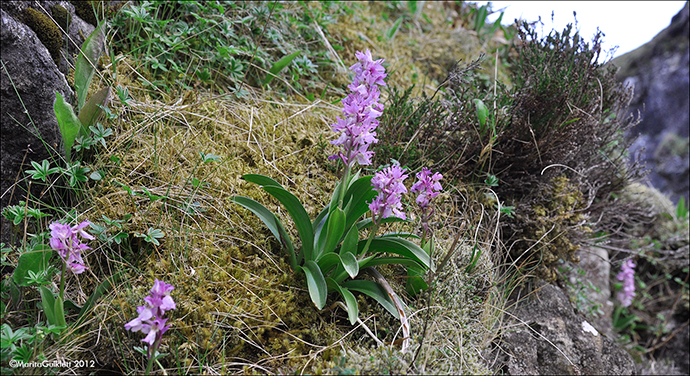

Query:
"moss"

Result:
[[51, 4, 71, 32], [71, 0, 101, 26], [512, 176, 589, 281], [23, 8, 64, 65]]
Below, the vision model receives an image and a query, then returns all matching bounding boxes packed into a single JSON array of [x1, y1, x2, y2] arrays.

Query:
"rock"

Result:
[[613, 3, 689, 204], [566, 246, 615, 339], [498, 283, 634, 375], [0, 6, 72, 244]]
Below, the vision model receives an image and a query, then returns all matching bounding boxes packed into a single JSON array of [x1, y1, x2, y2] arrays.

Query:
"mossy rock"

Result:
[[23, 7, 64, 65], [71, 0, 101, 26], [51, 4, 71, 32]]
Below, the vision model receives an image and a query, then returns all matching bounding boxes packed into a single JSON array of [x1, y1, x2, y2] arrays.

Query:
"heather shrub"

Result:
[[375, 21, 646, 280]]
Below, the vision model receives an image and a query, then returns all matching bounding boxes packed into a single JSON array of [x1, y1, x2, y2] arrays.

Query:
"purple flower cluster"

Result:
[[49, 221, 93, 275], [330, 49, 387, 168], [410, 167, 443, 234], [125, 279, 176, 348], [369, 164, 408, 222], [410, 167, 443, 210], [616, 259, 636, 307]]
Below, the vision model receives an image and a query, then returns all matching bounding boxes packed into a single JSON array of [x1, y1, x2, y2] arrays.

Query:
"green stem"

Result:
[[59, 262, 66, 301], [144, 339, 160, 376], [360, 223, 379, 257], [337, 162, 351, 209]]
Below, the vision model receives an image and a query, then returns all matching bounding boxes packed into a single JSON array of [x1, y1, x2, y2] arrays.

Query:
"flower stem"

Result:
[[360, 222, 379, 256], [59, 262, 66, 301], [337, 162, 351, 209]]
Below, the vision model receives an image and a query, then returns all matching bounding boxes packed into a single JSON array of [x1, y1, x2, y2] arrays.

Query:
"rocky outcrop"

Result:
[[496, 283, 635, 375], [0, 1, 93, 244], [613, 3, 689, 205]]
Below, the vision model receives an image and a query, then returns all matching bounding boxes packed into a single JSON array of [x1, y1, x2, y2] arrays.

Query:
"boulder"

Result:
[[613, 3, 689, 204], [498, 283, 635, 375], [0, 3, 76, 244]]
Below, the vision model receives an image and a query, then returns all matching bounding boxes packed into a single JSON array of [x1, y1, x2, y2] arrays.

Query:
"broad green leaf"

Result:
[[321, 207, 345, 259], [13, 244, 52, 287], [40, 286, 57, 326], [242, 174, 283, 188], [303, 260, 327, 309], [263, 186, 314, 261], [340, 251, 359, 279], [361, 237, 431, 270], [342, 176, 377, 231], [231, 196, 297, 269], [341, 225, 359, 255], [316, 252, 341, 275], [75, 20, 105, 110], [54, 91, 82, 161], [313, 205, 329, 231], [326, 278, 359, 325], [342, 280, 398, 319], [360, 256, 423, 269], [330, 180, 343, 213], [78, 87, 111, 129], [54, 295, 67, 328], [263, 51, 301, 86], [406, 264, 428, 296], [473, 99, 487, 132], [313, 208, 328, 254]]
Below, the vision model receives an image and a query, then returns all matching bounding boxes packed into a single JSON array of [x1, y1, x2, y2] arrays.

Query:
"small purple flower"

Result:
[[616, 260, 636, 307], [410, 167, 443, 236], [49, 220, 92, 275], [330, 49, 387, 168], [369, 164, 408, 222], [125, 279, 176, 355], [410, 168, 443, 210]]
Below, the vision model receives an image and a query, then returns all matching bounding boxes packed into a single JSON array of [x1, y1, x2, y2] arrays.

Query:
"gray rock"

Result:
[[566, 246, 615, 339], [499, 283, 635, 375], [0, 7, 72, 244], [613, 3, 689, 204]]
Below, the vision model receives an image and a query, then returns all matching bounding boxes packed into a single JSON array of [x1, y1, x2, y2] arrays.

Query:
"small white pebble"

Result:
[[582, 321, 598, 336]]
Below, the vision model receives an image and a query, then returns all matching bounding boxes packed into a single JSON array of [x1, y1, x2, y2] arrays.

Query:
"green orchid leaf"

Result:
[[242, 174, 283, 188], [342, 280, 398, 319], [341, 225, 359, 255], [406, 263, 429, 296], [313, 208, 329, 255], [321, 207, 345, 259], [361, 237, 431, 270], [303, 260, 327, 310], [326, 278, 359, 325], [262, 186, 314, 261], [231, 195, 297, 269], [360, 256, 423, 269], [342, 176, 377, 231], [39, 286, 57, 326], [78, 87, 110, 129], [75, 20, 105, 110], [54, 295, 67, 328], [263, 51, 301, 86], [340, 251, 359, 279], [316, 253, 341, 275], [54, 91, 82, 161]]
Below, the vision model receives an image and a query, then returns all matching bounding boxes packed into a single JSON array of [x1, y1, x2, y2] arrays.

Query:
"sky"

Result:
[[475, 1, 687, 61]]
